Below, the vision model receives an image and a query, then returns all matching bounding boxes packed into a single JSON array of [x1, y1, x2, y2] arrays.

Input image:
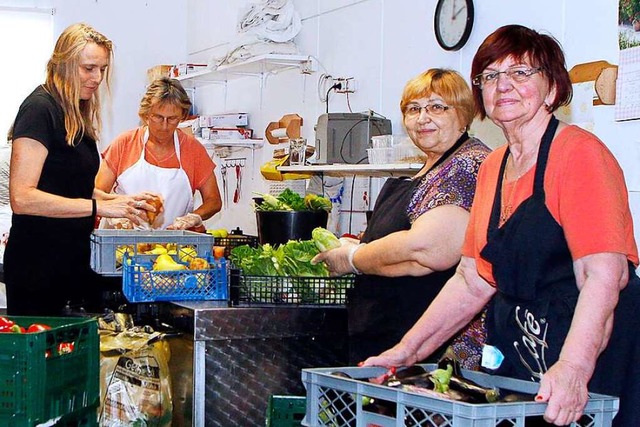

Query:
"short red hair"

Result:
[[471, 25, 572, 120]]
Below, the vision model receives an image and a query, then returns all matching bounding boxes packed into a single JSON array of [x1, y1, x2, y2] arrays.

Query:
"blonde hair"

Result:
[[400, 68, 475, 129], [44, 23, 113, 146], [138, 77, 192, 122]]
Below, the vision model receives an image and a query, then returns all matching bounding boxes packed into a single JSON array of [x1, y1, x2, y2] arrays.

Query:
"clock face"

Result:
[[434, 0, 474, 51]]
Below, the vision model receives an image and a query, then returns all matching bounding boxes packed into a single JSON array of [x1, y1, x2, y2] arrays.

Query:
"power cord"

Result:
[[325, 82, 342, 113], [317, 73, 333, 102]]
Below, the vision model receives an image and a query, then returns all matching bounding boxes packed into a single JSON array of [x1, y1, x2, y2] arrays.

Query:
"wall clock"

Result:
[[434, 0, 474, 51]]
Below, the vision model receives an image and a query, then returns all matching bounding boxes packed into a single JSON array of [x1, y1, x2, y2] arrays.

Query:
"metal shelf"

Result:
[[175, 54, 315, 88], [278, 163, 423, 178], [198, 137, 264, 149]]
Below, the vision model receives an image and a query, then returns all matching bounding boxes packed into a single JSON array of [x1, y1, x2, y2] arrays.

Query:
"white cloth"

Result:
[[106, 129, 194, 229], [208, 37, 299, 69], [207, 0, 301, 70], [238, 0, 301, 42]]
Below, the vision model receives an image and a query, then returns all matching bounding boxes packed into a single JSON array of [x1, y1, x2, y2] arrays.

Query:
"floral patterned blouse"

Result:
[[408, 136, 491, 370], [408, 137, 490, 221]]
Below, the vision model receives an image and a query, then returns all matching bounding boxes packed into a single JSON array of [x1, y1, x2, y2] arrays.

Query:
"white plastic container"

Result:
[[371, 135, 393, 149], [367, 147, 394, 164]]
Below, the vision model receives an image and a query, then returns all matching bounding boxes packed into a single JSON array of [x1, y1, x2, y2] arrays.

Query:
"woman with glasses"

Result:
[[313, 68, 491, 367], [364, 24, 640, 426], [96, 77, 222, 230], [5, 24, 152, 316]]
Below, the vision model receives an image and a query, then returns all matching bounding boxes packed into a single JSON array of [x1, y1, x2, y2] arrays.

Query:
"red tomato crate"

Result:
[[0, 316, 99, 427]]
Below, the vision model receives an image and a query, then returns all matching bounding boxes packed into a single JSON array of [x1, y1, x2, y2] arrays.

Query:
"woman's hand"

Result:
[[311, 240, 360, 276], [167, 213, 203, 230], [536, 360, 590, 426], [360, 342, 418, 369], [98, 193, 159, 226]]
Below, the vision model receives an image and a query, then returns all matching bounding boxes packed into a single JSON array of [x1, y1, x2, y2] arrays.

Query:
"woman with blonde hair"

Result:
[[5, 23, 153, 315]]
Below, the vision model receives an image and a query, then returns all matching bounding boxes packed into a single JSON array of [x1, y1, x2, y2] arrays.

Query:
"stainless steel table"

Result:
[[160, 301, 349, 426]]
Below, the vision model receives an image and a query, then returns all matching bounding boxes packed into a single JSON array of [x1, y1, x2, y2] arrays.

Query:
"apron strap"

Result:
[[531, 115, 558, 199], [425, 132, 469, 174], [486, 116, 559, 237], [142, 127, 184, 169]]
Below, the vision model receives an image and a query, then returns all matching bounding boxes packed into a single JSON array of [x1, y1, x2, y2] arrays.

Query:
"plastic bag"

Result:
[[99, 327, 173, 427]]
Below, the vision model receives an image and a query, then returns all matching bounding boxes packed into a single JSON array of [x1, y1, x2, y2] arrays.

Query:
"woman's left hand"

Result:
[[167, 212, 203, 230], [536, 360, 590, 425], [311, 241, 358, 276]]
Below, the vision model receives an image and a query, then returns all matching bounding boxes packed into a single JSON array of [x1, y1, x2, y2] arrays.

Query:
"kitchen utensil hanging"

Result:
[[220, 165, 229, 207], [222, 158, 245, 204]]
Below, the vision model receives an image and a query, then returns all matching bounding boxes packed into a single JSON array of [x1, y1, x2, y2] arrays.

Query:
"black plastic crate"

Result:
[[230, 269, 354, 306], [214, 234, 259, 258]]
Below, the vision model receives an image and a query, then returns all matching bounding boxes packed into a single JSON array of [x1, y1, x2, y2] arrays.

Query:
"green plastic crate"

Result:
[[0, 316, 99, 427], [266, 395, 306, 427]]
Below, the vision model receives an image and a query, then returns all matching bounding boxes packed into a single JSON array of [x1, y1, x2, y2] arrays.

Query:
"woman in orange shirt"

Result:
[[96, 77, 222, 231], [364, 25, 640, 426]]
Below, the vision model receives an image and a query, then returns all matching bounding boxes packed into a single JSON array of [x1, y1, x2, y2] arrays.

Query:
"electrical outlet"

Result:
[[334, 77, 356, 94]]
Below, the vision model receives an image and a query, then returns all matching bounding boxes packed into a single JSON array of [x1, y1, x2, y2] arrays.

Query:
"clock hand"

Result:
[[451, 0, 457, 19], [453, 5, 466, 19]]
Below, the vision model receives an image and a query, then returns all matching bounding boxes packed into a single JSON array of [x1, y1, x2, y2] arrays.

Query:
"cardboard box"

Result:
[[146, 65, 172, 84], [170, 63, 208, 77], [199, 113, 249, 128]]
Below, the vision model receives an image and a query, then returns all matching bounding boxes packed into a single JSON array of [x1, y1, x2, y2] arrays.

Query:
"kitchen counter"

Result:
[[154, 301, 348, 426]]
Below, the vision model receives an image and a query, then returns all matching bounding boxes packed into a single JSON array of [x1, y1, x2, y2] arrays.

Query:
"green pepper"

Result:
[[429, 364, 453, 393]]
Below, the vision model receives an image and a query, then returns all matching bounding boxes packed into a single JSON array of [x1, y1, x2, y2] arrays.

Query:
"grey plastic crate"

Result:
[[90, 229, 214, 276], [301, 364, 619, 427]]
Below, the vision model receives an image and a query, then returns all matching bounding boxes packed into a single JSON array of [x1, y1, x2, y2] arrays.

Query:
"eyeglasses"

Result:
[[404, 103, 454, 119], [472, 67, 543, 88], [148, 114, 181, 125]]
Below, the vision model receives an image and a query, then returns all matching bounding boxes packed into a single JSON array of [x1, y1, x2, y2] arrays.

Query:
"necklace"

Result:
[[499, 157, 523, 225]]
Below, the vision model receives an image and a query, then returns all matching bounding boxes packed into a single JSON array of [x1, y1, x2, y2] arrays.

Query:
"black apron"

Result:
[[480, 116, 640, 426], [347, 134, 469, 364]]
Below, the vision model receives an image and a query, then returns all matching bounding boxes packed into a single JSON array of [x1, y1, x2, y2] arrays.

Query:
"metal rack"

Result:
[[175, 54, 315, 88], [278, 163, 423, 178]]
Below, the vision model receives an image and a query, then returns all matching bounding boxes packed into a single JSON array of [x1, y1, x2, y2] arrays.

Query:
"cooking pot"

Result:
[[256, 210, 328, 245]]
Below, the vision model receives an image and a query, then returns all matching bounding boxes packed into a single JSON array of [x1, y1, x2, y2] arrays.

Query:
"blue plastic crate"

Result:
[[122, 253, 227, 302], [301, 364, 619, 427]]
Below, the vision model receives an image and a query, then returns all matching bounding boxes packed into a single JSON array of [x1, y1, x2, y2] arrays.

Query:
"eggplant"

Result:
[[499, 390, 536, 402], [396, 365, 428, 379], [448, 375, 500, 403], [324, 372, 357, 427]]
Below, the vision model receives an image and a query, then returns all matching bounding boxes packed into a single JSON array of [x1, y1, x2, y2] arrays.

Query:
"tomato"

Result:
[[0, 316, 15, 332], [27, 323, 52, 333], [58, 342, 75, 355]]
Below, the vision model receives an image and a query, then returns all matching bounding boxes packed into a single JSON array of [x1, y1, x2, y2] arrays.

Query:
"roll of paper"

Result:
[[270, 128, 288, 138]]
